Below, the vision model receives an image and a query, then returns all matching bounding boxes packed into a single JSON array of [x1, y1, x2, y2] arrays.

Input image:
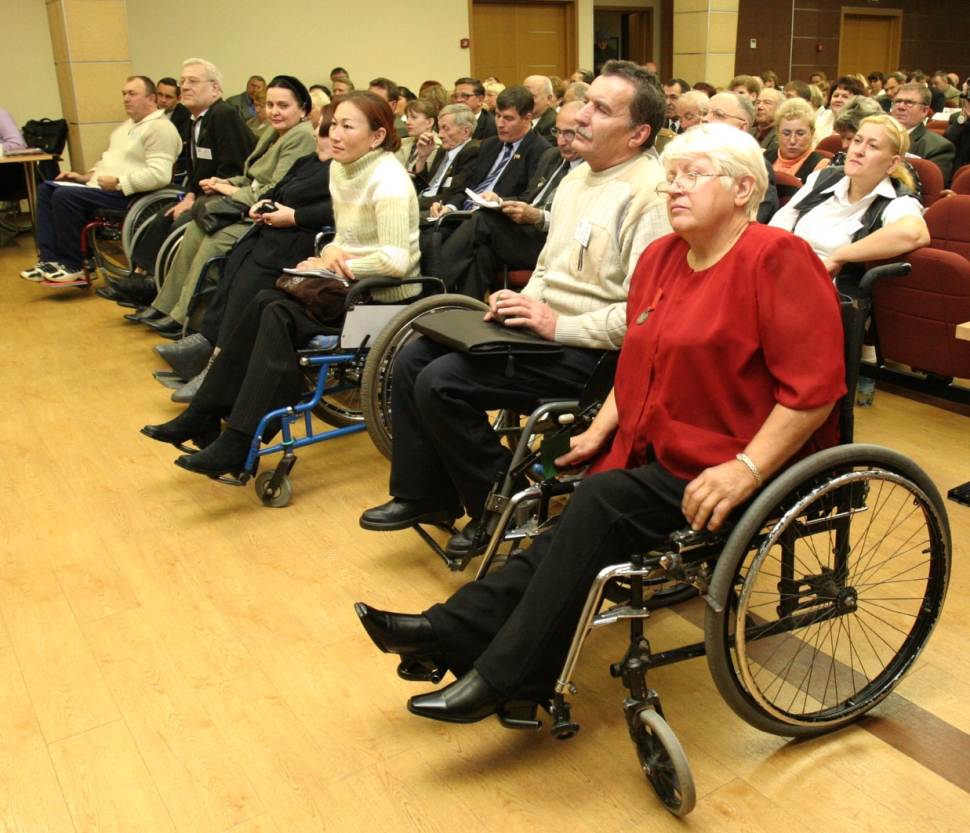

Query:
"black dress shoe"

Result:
[[407, 670, 508, 723], [157, 326, 195, 342], [355, 602, 447, 682], [141, 407, 221, 450], [124, 306, 165, 323], [106, 274, 157, 307], [360, 498, 462, 531], [144, 314, 179, 332], [173, 428, 253, 477], [445, 517, 487, 558], [153, 333, 214, 380]]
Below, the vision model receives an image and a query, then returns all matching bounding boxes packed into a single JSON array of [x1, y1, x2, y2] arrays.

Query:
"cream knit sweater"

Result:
[[87, 108, 182, 196], [328, 149, 421, 302], [522, 148, 671, 350]]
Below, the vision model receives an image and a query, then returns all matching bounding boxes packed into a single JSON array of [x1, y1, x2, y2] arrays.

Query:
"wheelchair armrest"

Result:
[[314, 227, 337, 256], [857, 261, 912, 305], [345, 276, 447, 308]]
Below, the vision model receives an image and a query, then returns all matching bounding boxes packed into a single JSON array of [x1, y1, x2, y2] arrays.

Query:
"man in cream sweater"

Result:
[[360, 60, 673, 559], [22, 76, 181, 283]]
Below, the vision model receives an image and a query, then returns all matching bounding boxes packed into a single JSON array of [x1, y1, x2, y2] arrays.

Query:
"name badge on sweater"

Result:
[[343, 230, 360, 246], [574, 219, 592, 247], [196, 147, 213, 160]]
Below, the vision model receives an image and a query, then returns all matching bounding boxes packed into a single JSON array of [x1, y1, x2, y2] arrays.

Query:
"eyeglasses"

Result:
[[779, 129, 810, 139], [892, 98, 924, 109], [706, 108, 745, 123], [451, 92, 479, 101], [550, 128, 577, 140], [179, 76, 212, 87], [654, 172, 726, 195]]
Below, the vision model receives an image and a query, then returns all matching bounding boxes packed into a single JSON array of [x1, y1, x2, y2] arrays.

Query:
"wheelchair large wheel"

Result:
[[359, 294, 490, 460], [630, 708, 695, 817], [0, 200, 31, 234], [154, 225, 186, 288], [705, 444, 950, 738], [123, 190, 182, 258]]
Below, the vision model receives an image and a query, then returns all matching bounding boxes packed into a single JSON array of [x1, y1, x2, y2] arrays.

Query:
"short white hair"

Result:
[[663, 123, 768, 222], [182, 58, 222, 89], [678, 90, 709, 111]]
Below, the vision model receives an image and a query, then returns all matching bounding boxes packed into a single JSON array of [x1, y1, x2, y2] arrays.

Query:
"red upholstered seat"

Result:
[[773, 171, 803, 207], [907, 157, 945, 207], [871, 196, 970, 380], [815, 134, 844, 156], [949, 165, 970, 195]]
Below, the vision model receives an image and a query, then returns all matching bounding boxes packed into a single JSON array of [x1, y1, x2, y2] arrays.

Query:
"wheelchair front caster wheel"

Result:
[[551, 722, 580, 740], [255, 469, 293, 508], [632, 708, 695, 817]]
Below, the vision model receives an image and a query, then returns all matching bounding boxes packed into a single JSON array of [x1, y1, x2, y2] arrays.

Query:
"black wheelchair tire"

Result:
[[704, 444, 950, 737], [359, 294, 490, 460]]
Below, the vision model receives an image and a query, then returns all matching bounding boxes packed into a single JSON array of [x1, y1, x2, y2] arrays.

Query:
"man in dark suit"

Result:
[[438, 101, 585, 297], [662, 78, 689, 132], [452, 77, 497, 142], [117, 58, 256, 300], [524, 76, 558, 144], [412, 104, 480, 211], [433, 85, 551, 216], [892, 83, 956, 187], [155, 77, 191, 143], [225, 76, 265, 120]]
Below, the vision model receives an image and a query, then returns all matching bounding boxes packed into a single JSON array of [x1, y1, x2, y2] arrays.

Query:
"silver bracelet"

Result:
[[736, 452, 762, 487]]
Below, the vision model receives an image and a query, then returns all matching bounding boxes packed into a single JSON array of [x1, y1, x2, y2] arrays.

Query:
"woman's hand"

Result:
[[485, 290, 559, 340], [682, 459, 760, 532], [251, 202, 296, 228], [319, 246, 355, 280], [822, 256, 843, 276], [555, 429, 608, 470], [294, 256, 324, 271], [415, 131, 436, 160]]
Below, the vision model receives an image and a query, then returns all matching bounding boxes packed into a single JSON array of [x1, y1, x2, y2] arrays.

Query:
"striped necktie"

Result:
[[464, 142, 514, 208]]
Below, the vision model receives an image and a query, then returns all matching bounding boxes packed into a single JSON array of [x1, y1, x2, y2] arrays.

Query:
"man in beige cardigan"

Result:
[[22, 76, 181, 283]]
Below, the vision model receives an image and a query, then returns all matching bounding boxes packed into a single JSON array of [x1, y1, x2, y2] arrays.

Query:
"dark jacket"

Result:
[[184, 99, 257, 196], [250, 154, 334, 269], [418, 140, 481, 209], [444, 131, 551, 210], [473, 109, 497, 141], [532, 108, 558, 145]]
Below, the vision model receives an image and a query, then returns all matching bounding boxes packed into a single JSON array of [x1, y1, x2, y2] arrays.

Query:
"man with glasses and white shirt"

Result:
[[452, 78, 497, 141], [891, 82, 955, 187], [703, 91, 779, 221], [116, 58, 255, 305]]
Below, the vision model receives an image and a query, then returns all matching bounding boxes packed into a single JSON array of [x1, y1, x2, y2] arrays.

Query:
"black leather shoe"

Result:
[[445, 517, 487, 558], [157, 326, 195, 341], [153, 333, 214, 380], [360, 498, 462, 531], [355, 602, 447, 683], [144, 314, 179, 332], [106, 274, 157, 307], [141, 408, 221, 450], [173, 428, 253, 477], [407, 670, 507, 723], [124, 306, 165, 323]]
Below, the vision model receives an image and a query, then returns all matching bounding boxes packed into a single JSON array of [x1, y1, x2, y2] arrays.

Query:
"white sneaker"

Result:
[[20, 262, 51, 282], [43, 264, 85, 283]]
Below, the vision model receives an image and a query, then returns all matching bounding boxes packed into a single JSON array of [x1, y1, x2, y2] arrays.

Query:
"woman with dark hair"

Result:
[[142, 91, 421, 477], [155, 107, 338, 399], [814, 76, 867, 144], [141, 75, 317, 335]]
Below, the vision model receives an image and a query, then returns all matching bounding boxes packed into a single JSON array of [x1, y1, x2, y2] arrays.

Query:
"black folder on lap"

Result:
[[412, 309, 563, 355]]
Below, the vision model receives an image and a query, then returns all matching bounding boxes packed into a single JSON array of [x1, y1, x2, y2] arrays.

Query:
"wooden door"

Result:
[[838, 11, 902, 78], [625, 11, 653, 66], [472, 2, 573, 84]]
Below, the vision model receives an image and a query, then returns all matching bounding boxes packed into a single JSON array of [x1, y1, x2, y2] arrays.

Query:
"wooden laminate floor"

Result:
[[1, 237, 968, 832]]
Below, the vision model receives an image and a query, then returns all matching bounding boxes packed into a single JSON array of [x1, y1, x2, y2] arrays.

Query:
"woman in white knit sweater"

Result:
[[142, 92, 421, 477]]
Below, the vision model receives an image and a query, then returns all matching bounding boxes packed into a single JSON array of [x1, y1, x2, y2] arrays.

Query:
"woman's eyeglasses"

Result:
[[655, 172, 725, 195]]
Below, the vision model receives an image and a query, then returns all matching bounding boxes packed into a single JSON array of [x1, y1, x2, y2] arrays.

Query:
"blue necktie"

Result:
[[464, 142, 514, 209]]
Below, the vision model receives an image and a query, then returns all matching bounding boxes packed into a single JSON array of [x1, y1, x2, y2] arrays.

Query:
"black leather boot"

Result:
[[174, 428, 253, 477], [355, 603, 447, 683], [141, 407, 221, 450]]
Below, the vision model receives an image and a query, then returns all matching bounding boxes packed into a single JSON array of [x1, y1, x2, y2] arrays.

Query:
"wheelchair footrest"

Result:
[[496, 700, 546, 731]]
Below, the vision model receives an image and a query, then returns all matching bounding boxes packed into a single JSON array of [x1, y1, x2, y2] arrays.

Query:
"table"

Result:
[[956, 321, 970, 342], [0, 152, 55, 251]]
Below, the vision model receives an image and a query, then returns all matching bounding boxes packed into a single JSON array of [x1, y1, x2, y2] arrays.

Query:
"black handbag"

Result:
[[21, 118, 68, 155], [191, 194, 245, 234]]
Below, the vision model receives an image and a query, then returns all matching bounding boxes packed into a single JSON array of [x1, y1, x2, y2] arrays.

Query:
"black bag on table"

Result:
[[21, 118, 69, 155]]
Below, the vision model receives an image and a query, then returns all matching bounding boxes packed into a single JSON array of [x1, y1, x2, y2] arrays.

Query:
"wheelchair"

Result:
[[180, 275, 487, 507], [460, 262, 952, 817]]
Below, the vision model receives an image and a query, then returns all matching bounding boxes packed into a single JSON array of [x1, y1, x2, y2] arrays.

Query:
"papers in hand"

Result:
[[281, 267, 351, 286], [464, 189, 503, 209]]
